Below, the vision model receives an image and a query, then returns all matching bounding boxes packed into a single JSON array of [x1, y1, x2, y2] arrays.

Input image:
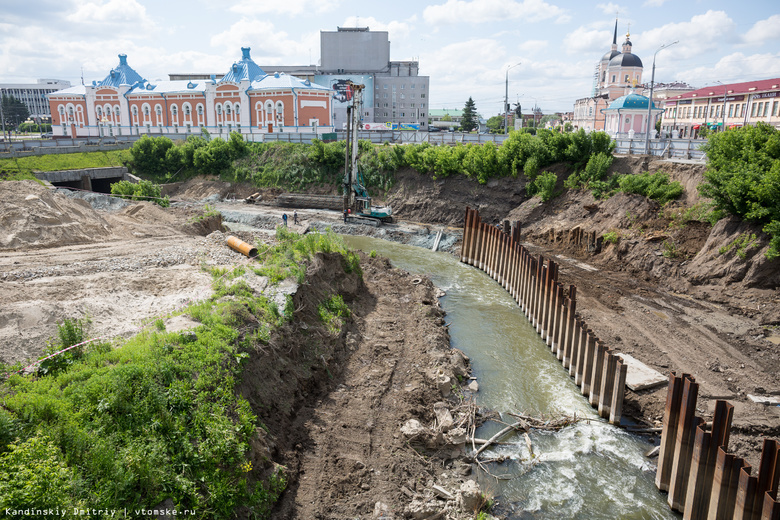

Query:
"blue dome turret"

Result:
[[98, 54, 144, 88], [219, 47, 266, 83]]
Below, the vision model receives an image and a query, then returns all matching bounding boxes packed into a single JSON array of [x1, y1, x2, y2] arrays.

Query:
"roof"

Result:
[[219, 47, 266, 83], [131, 80, 208, 95], [605, 92, 658, 111], [609, 52, 643, 68], [250, 72, 330, 91], [47, 85, 86, 97], [667, 77, 780, 101], [602, 49, 621, 62], [98, 54, 144, 87]]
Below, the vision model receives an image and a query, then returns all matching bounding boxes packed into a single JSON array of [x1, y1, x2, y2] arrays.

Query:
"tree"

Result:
[[1, 94, 29, 131], [461, 97, 478, 132], [486, 116, 504, 134], [538, 114, 558, 128]]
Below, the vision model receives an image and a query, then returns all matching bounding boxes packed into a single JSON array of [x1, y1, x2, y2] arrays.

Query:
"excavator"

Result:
[[343, 82, 393, 223]]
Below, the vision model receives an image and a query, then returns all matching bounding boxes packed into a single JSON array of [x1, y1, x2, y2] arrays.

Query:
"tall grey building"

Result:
[[315, 27, 430, 131], [1, 79, 72, 119]]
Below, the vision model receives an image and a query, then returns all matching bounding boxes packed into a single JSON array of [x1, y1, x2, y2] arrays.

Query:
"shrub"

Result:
[[618, 171, 684, 205], [110, 179, 170, 207], [318, 295, 351, 335], [603, 230, 620, 244], [531, 171, 558, 201]]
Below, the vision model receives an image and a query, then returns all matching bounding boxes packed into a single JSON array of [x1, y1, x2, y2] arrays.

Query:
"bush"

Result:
[[618, 171, 683, 205], [531, 171, 558, 201], [110, 179, 170, 207], [700, 122, 780, 258]]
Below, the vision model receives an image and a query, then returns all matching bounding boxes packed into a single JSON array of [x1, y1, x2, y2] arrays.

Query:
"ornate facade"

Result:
[[47, 48, 332, 139]]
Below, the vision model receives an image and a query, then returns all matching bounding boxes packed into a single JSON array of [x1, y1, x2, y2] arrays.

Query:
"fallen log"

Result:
[[474, 420, 528, 458]]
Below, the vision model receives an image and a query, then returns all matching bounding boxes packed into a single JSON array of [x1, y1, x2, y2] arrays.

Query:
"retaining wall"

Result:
[[459, 207, 627, 424]]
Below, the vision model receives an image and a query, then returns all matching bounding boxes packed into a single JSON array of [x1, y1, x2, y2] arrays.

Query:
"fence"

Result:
[[460, 207, 627, 424], [613, 137, 707, 160], [657, 373, 780, 519]]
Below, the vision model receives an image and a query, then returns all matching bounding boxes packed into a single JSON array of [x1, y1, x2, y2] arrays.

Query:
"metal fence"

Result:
[[614, 137, 707, 160], [656, 373, 780, 519], [460, 207, 628, 425]]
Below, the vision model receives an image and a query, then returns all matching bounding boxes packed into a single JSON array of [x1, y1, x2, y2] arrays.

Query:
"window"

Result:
[[774, 101, 779, 117], [411, 103, 415, 108], [751, 103, 757, 117], [401, 94, 405, 99], [383, 85, 387, 89], [421, 94, 425, 99], [401, 112, 405, 117], [728, 104, 733, 118], [401, 84, 405, 89], [763, 102, 769, 117], [612, 75, 616, 83], [411, 84, 415, 89], [384, 93, 387, 98], [625, 74, 629, 82]]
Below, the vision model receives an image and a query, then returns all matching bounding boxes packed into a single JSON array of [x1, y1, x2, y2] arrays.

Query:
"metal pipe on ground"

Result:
[[226, 236, 258, 258]]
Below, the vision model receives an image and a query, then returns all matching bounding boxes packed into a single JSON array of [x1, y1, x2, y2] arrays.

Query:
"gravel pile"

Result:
[[57, 189, 131, 212], [1, 232, 259, 282]]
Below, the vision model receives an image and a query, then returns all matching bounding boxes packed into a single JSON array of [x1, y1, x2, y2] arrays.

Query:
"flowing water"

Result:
[[343, 235, 679, 520]]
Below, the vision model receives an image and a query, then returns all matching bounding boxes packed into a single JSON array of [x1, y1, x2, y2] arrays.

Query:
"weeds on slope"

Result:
[[0, 228, 358, 518]]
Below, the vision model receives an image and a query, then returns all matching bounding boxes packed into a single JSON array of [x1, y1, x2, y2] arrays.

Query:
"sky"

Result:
[[1, 0, 779, 116]]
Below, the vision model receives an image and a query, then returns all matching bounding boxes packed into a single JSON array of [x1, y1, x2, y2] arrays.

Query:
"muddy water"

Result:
[[343, 235, 678, 520]]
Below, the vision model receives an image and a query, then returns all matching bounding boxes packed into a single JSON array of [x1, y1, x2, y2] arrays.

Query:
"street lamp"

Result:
[[505, 62, 521, 135], [644, 40, 679, 154], [715, 80, 727, 132]]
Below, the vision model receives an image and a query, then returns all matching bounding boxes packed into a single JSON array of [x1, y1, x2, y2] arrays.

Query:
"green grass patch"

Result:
[[618, 171, 684, 205], [318, 295, 351, 336], [0, 151, 131, 181]]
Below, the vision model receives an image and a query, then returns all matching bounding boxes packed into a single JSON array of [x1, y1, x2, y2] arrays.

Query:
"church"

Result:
[[47, 48, 333, 139], [572, 22, 645, 132]]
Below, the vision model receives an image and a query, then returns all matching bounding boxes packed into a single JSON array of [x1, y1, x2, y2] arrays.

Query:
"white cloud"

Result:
[[742, 15, 780, 46], [340, 16, 413, 41], [642, 0, 669, 6], [210, 19, 309, 61], [518, 40, 549, 54], [66, 0, 153, 25], [423, 0, 568, 25], [635, 10, 736, 60], [563, 26, 613, 55], [675, 52, 780, 86], [227, 0, 340, 16], [596, 3, 625, 16]]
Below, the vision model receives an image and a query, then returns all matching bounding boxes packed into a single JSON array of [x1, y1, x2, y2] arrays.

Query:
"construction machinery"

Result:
[[343, 82, 393, 223]]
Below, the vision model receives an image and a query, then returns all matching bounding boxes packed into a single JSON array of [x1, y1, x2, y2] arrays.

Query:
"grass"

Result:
[[719, 232, 760, 259], [602, 230, 620, 244], [0, 228, 358, 517], [0, 150, 131, 181]]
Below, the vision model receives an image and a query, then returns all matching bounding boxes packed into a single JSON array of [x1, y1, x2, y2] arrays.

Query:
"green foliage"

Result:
[[461, 97, 478, 132], [0, 252, 311, 516], [0, 435, 84, 514], [0, 151, 131, 181], [189, 203, 221, 223], [369, 249, 378, 258], [486, 115, 504, 134], [662, 239, 679, 258], [565, 151, 618, 198], [253, 227, 360, 284], [699, 122, 780, 258], [1, 94, 29, 129], [666, 201, 723, 228], [318, 295, 351, 335], [128, 135, 174, 179], [110, 179, 170, 207], [530, 171, 558, 201], [618, 171, 684, 205], [36, 317, 91, 376], [719, 232, 760, 259], [582, 152, 613, 184], [603, 230, 620, 244]]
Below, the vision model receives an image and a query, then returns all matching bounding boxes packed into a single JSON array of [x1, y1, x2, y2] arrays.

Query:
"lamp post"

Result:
[[505, 62, 521, 135], [715, 80, 727, 132], [644, 40, 679, 154]]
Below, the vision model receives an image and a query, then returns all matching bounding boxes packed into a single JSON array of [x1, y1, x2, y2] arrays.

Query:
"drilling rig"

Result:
[[343, 82, 393, 223]]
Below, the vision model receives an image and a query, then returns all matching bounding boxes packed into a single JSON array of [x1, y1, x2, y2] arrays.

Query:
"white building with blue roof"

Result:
[[601, 91, 662, 138], [47, 48, 332, 139]]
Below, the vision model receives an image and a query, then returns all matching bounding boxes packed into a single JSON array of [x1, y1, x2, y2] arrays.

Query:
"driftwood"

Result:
[[474, 420, 528, 458], [473, 412, 582, 460]]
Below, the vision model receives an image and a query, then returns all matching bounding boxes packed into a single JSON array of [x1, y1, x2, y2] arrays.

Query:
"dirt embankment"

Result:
[[384, 156, 780, 467]]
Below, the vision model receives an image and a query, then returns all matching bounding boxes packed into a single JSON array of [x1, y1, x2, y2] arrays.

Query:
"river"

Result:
[[343, 235, 678, 520]]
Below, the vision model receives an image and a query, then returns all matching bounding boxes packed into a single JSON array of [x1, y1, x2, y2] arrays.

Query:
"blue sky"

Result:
[[1, 0, 778, 116]]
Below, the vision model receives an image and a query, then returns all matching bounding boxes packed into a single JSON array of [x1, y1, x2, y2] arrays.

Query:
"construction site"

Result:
[[1, 127, 780, 517]]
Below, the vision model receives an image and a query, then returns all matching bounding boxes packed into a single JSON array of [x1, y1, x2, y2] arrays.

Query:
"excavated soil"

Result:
[[2, 152, 780, 513]]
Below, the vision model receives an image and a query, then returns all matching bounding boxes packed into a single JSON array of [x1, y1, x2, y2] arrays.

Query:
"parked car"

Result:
[[41, 132, 54, 138]]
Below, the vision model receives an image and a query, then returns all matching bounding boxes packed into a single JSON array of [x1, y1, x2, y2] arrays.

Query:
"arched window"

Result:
[[234, 103, 240, 115], [171, 105, 179, 125], [76, 106, 84, 126], [275, 101, 284, 124], [196, 104, 204, 125], [265, 101, 273, 124]]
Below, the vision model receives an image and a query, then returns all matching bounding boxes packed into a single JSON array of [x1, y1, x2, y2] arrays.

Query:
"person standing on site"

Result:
[[343, 208, 348, 223], [282, 213, 288, 227], [293, 210, 299, 225]]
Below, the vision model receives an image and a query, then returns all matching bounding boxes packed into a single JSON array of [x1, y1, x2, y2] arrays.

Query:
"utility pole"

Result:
[[644, 40, 679, 154], [505, 62, 521, 134]]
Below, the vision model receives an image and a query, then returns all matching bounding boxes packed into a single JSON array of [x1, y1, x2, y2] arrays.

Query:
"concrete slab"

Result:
[[747, 394, 780, 405], [615, 353, 669, 391]]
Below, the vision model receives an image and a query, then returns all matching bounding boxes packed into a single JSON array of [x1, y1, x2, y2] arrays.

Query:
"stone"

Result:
[[467, 380, 479, 392], [444, 427, 468, 446], [373, 501, 393, 519], [401, 419, 426, 438], [458, 480, 483, 513], [405, 498, 443, 519], [434, 402, 454, 431]]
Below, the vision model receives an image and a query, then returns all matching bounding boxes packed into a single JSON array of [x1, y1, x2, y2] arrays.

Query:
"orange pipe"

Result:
[[226, 236, 257, 258]]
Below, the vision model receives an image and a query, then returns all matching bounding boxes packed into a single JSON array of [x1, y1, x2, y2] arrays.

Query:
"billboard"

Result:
[[314, 75, 374, 108]]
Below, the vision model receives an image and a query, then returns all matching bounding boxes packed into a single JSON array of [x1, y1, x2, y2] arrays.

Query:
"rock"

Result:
[[457, 480, 483, 513], [432, 484, 455, 500], [437, 373, 452, 397], [434, 402, 454, 432], [401, 419, 426, 438], [467, 380, 479, 392], [444, 427, 468, 446], [449, 349, 470, 378], [374, 501, 393, 519], [406, 498, 444, 519]]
